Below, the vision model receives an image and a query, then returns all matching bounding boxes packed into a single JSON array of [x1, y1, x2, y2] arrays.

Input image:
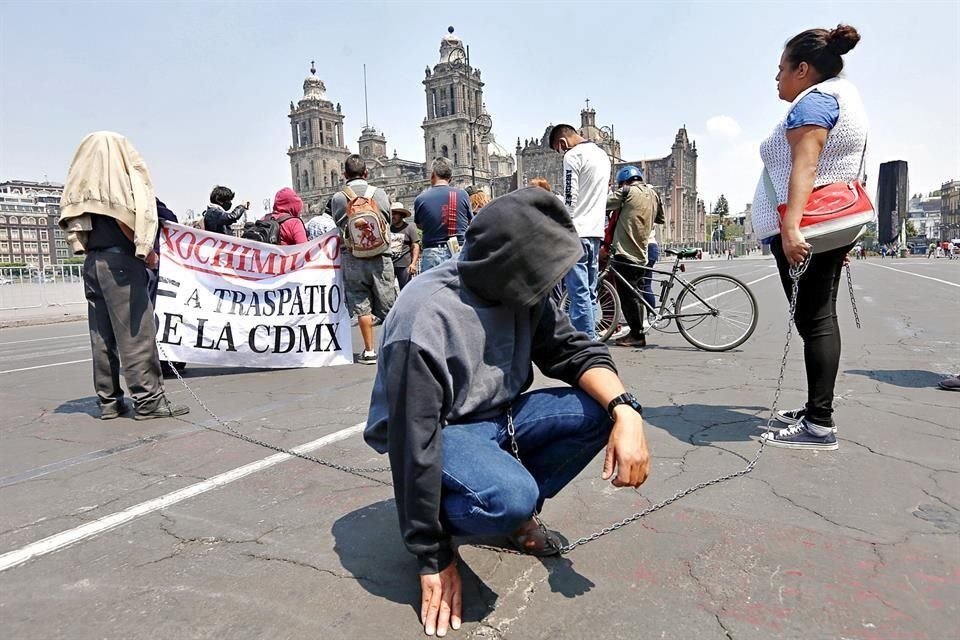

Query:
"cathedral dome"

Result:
[[302, 61, 327, 101], [487, 135, 512, 159]]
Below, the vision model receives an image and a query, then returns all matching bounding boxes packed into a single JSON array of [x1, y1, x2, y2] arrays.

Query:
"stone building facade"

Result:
[[0, 180, 68, 266], [514, 108, 703, 244], [287, 62, 352, 210], [614, 127, 704, 244], [287, 28, 515, 213]]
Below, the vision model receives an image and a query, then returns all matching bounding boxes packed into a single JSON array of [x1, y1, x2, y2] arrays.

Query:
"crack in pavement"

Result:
[[751, 477, 883, 542], [135, 514, 279, 568], [238, 552, 381, 585], [840, 437, 953, 474]]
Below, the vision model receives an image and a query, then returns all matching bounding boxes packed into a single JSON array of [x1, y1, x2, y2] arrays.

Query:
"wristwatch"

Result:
[[607, 392, 643, 419]]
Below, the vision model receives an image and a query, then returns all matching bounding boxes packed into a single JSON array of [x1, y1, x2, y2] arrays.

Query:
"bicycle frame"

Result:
[[603, 255, 720, 326]]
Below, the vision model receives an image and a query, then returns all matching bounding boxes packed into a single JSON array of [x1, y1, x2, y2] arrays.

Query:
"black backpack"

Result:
[[241, 214, 292, 244]]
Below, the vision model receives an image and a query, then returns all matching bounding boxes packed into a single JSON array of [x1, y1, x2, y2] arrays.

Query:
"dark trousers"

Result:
[[771, 236, 850, 428], [83, 251, 164, 414], [394, 261, 412, 290], [613, 256, 648, 338]]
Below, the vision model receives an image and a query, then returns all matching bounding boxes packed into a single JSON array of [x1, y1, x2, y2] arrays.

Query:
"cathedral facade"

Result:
[[287, 28, 514, 213], [286, 28, 702, 244], [513, 107, 704, 244]]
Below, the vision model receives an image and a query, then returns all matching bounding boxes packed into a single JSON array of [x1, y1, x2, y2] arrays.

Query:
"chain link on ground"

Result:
[[158, 345, 392, 486]]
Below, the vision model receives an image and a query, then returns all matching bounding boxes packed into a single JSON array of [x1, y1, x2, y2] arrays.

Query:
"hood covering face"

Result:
[[272, 187, 303, 217], [459, 187, 582, 308]]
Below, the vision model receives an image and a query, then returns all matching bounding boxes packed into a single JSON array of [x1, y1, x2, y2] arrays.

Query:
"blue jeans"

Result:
[[439, 387, 611, 537], [563, 238, 601, 340], [420, 246, 453, 272], [642, 242, 659, 310]]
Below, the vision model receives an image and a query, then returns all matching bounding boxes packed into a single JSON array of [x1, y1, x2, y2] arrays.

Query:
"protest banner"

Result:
[[154, 222, 352, 368]]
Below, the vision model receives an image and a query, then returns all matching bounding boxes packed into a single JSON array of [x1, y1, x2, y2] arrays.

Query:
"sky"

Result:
[[1, 0, 958, 217]]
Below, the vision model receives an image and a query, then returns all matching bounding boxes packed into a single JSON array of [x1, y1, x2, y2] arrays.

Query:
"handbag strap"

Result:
[[762, 167, 778, 209], [856, 132, 868, 183]]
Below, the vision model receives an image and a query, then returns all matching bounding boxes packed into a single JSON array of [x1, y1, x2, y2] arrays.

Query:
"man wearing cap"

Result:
[[389, 201, 420, 291]]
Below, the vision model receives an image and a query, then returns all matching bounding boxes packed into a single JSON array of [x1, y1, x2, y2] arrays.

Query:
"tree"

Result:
[[712, 194, 730, 221], [724, 222, 745, 240], [905, 221, 918, 237], [709, 195, 731, 242]]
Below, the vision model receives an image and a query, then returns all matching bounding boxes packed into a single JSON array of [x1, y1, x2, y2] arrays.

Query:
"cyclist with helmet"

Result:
[[606, 165, 664, 348]]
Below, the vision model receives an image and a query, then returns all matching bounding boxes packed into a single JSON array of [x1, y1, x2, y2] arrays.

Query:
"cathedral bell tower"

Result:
[[287, 62, 351, 207], [422, 27, 491, 187]]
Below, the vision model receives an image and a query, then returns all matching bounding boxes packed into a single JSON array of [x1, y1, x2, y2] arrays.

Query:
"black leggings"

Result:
[[771, 236, 850, 428]]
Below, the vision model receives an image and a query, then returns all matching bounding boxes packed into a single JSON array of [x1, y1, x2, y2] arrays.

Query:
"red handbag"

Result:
[[764, 138, 874, 253]]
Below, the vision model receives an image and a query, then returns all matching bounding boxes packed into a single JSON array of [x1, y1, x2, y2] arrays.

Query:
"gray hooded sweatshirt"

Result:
[[364, 187, 617, 574]]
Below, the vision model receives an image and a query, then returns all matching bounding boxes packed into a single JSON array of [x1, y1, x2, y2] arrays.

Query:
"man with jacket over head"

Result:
[[59, 131, 189, 421]]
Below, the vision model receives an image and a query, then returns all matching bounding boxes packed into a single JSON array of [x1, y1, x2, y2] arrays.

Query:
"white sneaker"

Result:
[[611, 325, 631, 340]]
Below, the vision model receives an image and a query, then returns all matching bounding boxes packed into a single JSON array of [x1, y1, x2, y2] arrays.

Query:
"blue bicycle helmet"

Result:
[[615, 165, 643, 185]]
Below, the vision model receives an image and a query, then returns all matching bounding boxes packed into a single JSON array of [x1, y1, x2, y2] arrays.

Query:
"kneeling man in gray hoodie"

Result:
[[364, 187, 650, 636]]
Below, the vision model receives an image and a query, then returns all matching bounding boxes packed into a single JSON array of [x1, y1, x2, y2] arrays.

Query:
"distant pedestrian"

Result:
[[203, 186, 249, 235], [331, 154, 396, 365], [605, 165, 661, 348], [59, 131, 189, 421], [151, 198, 186, 375], [306, 201, 337, 240], [263, 188, 308, 246], [414, 157, 473, 272], [751, 24, 867, 451], [549, 123, 612, 340], [528, 177, 552, 191], [470, 189, 490, 213], [389, 201, 420, 291]]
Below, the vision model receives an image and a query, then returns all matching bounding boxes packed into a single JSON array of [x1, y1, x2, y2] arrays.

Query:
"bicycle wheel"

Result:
[[673, 274, 757, 351], [558, 279, 621, 342]]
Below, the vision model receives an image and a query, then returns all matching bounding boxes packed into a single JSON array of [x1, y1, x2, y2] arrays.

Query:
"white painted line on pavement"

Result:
[[0, 358, 92, 375], [0, 421, 368, 572], [0, 333, 86, 347], [680, 271, 780, 311], [861, 262, 960, 288]]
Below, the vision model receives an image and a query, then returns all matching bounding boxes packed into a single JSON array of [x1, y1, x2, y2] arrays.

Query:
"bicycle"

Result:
[[559, 247, 758, 351]]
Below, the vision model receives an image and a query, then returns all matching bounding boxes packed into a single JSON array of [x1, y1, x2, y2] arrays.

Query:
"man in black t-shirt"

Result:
[[389, 202, 420, 291]]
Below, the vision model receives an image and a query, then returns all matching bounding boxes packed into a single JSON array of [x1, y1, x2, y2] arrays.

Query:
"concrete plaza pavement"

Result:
[[0, 257, 957, 639]]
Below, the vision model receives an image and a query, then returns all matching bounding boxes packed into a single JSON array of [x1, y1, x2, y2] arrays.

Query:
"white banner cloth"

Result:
[[155, 223, 352, 368]]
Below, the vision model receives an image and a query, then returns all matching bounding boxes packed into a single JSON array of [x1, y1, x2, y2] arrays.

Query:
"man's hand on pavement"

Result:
[[602, 406, 650, 487], [420, 560, 462, 637]]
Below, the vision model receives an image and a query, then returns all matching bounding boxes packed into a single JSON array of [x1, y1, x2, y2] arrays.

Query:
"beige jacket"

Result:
[[606, 183, 662, 265], [58, 131, 158, 259]]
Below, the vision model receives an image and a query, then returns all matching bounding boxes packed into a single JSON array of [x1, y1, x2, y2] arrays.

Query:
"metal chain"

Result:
[[505, 409, 562, 554], [503, 255, 812, 554], [156, 344, 392, 483], [845, 262, 862, 329], [155, 251, 823, 555]]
